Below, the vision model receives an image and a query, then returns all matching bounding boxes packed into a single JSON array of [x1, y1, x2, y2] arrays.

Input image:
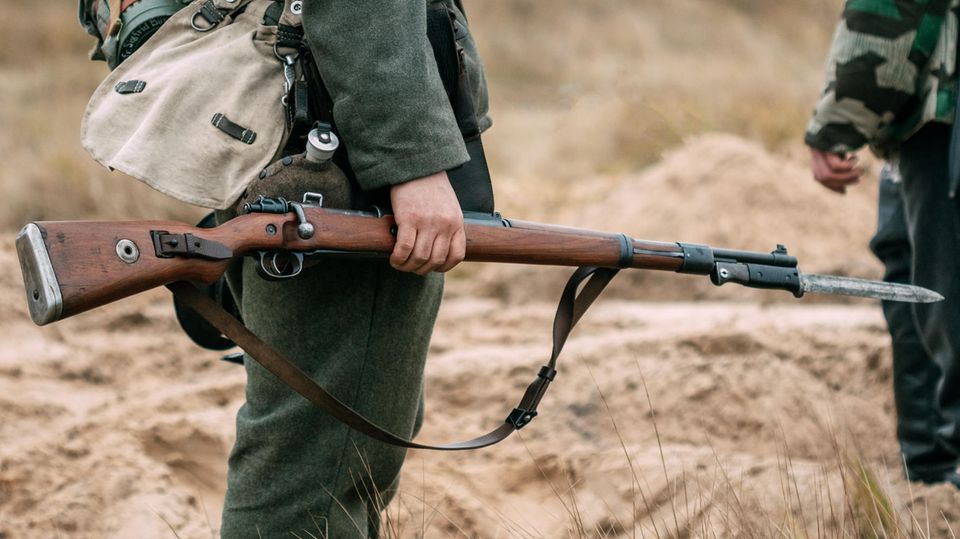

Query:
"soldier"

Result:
[[215, 1, 491, 537], [806, 0, 960, 487]]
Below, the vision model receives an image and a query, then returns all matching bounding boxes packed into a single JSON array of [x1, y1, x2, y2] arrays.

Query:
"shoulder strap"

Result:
[[166, 265, 618, 450], [106, 0, 122, 37]]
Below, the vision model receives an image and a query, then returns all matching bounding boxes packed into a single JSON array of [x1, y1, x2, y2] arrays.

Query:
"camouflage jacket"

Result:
[[805, 0, 958, 157]]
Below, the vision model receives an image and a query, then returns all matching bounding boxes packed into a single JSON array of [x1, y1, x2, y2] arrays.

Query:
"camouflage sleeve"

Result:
[[805, 0, 951, 154]]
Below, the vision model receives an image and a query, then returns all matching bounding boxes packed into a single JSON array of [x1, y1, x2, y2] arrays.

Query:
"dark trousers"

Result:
[[878, 122, 960, 478], [871, 172, 957, 478]]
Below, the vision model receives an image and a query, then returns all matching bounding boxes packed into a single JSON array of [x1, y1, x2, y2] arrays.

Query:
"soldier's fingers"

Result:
[[437, 228, 466, 273], [390, 224, 418, 269], [812, 159, 834, 183], [416, 233, 452, 276], [823, 152, 858, 171], [820, 178, 856, 194], [814, 165, 863, 184], [399, 227, 436, 274], [822, 168, 864, 183]]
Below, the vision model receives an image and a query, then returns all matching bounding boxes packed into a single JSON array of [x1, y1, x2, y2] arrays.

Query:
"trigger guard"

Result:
[[271, 251, 304, 277], [256, 251, 304, 281]]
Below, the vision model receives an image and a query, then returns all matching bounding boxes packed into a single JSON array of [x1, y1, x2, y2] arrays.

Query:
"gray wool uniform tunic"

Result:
[[218, 1, 490, 537]]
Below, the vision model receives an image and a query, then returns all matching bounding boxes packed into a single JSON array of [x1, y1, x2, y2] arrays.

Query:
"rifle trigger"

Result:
[[150, 231, 233, 260]]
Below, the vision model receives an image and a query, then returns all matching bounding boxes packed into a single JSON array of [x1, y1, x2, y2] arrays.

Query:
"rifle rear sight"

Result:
[[244, 193, 324, 240]]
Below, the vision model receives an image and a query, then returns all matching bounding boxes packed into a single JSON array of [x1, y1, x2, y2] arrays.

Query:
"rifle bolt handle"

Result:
[[297, 222, 315, 240], [290, 202, 314, 239]]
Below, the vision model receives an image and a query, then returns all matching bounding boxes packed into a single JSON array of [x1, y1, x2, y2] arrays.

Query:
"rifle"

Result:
[[14, 196, 941, 450], [16, 196, 940, 325]]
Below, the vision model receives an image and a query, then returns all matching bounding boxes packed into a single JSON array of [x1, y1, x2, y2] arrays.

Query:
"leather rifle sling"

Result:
[[166, 266, 619, 451]]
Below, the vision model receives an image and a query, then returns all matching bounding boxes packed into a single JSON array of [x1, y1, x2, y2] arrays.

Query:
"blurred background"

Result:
[[7, 2, 947, 538], [1, 0, 845, 221], [0, 0, 881, 299]]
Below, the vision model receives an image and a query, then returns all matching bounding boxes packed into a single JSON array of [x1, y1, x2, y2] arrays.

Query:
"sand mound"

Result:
[[456, 134, 880, 302], [572, 134, 878, 270]]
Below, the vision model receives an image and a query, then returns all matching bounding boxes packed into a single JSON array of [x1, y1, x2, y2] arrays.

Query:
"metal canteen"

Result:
[[117, 0, 193, 66]]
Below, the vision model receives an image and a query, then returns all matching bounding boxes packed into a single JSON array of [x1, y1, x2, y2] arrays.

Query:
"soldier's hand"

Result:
[[389, 171, 466, 275], [809, 147, 864, 194]]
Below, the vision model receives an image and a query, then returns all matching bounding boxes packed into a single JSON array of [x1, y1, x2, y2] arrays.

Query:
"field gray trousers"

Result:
[[212, 235, 443, 538]]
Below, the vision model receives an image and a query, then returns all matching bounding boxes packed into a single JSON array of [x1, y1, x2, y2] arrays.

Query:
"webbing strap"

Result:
[[166, 265, 618, 450], [106, 0, 123, 36]]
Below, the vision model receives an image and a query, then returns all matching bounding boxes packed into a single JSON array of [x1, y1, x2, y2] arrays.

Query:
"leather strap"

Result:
[[166, 265, 618, 450], [114, 80, 147, 95], [107, 0, 123, 37], [211, 113, 257, 145]]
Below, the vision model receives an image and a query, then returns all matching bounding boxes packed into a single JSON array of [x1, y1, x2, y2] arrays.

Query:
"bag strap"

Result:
[[166, 265, 618, 450], [106, 0, 123, 37]]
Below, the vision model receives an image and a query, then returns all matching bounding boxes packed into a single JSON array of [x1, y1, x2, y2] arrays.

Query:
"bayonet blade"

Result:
[[801, 273, 943, 303]]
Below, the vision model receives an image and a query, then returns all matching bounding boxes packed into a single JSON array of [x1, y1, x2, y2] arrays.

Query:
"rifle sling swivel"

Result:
[[166, 265, 619, 451], [151, 230, 233, 260]]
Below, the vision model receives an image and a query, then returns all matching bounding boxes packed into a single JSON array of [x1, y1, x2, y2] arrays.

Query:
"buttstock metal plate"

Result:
[[15, 223, 63, 325]]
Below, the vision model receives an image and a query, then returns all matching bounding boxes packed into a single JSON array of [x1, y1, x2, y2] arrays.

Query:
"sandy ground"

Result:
[[2, 137, 959, 537]]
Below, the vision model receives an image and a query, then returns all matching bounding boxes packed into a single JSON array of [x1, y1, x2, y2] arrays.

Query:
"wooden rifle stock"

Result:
[[16, 207, 690, 325]]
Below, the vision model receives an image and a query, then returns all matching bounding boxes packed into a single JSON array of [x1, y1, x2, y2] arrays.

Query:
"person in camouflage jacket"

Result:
[[806, 0, 958, 160], [806, 0, 960, 488]]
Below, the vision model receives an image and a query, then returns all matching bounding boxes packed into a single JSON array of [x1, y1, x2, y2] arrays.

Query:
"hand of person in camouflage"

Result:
[[809, 148, 864, 194], [389, 171, 466, 275]]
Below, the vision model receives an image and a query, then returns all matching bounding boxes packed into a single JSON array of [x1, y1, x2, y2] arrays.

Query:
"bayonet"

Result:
[[799, 273, 942, 303], [690, 243, 942, 304]]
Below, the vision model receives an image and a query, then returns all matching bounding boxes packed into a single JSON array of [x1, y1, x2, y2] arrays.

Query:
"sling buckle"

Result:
[[506, 407, 538, 429]]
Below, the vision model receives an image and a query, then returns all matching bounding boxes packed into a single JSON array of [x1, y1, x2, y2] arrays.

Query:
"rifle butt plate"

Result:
[[15, 223, 63, 326]]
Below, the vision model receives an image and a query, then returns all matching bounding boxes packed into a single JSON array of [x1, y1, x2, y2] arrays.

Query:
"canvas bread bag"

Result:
[[81, 0, 303, 209]]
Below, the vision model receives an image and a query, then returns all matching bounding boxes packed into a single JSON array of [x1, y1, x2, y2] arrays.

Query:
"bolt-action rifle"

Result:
[[16, 195, 940, 325], [13, 195, 942, 451]]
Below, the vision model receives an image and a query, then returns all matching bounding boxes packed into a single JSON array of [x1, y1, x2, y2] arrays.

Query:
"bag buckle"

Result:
[[191, 0, 226, 32]]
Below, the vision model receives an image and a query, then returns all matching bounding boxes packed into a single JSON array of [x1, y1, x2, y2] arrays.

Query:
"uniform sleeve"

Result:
[[301, 1, 470, 191], [805, 0, 951, 154]]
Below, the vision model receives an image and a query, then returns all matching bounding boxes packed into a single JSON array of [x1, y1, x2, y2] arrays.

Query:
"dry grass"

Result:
[[380, 363, 957, 539]]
